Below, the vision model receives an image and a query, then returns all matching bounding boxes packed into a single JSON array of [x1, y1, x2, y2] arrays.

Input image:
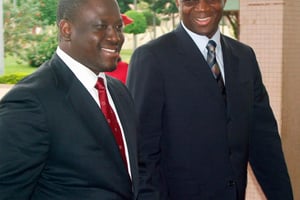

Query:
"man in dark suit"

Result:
[[0, 0, 139, 199], [127, 0, 293, 199]]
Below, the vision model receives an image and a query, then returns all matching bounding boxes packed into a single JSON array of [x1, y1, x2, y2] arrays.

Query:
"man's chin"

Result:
[[106, 65, 117, 72]]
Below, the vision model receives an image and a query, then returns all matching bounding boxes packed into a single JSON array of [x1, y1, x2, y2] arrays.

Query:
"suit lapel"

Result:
[[174, 25, 225, 100], [221, 36, 241, 112], [221, 35, 240, 90], [106, 77, 139, 191], [51, 55, 130, 178]]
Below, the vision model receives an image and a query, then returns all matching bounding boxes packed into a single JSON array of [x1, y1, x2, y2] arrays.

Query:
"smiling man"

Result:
[[127, 0, 293, 199], [0, 0, 139, 199]]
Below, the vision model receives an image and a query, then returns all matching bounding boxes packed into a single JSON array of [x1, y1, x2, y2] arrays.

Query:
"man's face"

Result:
[[176, 0, 226, 38], [61, 0, 124, 74]]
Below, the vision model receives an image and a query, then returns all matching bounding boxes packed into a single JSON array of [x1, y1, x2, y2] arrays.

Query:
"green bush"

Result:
[[0, 73, 29, 84], [142, 10, 161, 26], [124, 10, 147, 35], [26, 31, 58, 67]]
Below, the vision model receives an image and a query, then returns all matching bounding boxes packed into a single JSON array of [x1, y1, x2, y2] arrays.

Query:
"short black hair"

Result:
[[56, 0, 85, 25]]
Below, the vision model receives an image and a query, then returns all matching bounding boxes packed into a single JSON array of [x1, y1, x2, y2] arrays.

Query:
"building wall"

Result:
[[281, 0, 300, 199], [240, 0, 299, 199]]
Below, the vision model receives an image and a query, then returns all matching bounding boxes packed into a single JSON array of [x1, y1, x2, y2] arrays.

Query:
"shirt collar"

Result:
[[56, 47, 107, 90], [181, 21, 222, 55]]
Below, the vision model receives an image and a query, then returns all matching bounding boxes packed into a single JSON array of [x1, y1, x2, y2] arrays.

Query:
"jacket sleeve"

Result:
[[248, 48, 294, 200], [0, 87, 49, 200], [127, 46, 163, 200]]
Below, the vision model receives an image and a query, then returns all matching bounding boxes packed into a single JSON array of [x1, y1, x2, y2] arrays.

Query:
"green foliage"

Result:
[[37, 0, 58, 25], [139, 0, 178, 29], [141, 0, 178, 15], [0, 73, 29, 84], [117, 0, 133, 13], [4, 0, 43, 60], [4, 0, 58, 66], [142, 10, 161, 26], [26, 28, 58, 67], [9, 0, 23, 7], [123, 10, 147, 35]]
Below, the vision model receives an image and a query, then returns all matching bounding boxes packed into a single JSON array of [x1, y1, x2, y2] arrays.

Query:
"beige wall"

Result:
[[282, 0, 300, 199], [240, 0, 300, 199]]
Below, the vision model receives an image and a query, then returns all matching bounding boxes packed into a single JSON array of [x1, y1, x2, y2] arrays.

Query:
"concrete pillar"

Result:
[[239, 0, 300, 199], [281, 0, 300, 199]]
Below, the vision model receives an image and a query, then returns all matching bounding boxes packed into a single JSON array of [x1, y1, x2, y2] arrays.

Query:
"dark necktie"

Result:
[[206, 40, 226, 96], [95, 78, 128, 169]]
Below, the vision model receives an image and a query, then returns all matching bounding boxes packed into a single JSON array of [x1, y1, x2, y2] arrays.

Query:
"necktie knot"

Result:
[[206, 40, 217, 54], [206, 40, 218, 70], [95, 77, 105, 91]]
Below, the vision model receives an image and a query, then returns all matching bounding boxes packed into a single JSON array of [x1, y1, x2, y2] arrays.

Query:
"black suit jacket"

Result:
[[0, 54, 139, 200], [127, 24, 293, 200]]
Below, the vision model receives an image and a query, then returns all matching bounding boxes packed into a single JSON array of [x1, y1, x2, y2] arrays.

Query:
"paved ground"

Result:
[[0, 84, 13, 99]]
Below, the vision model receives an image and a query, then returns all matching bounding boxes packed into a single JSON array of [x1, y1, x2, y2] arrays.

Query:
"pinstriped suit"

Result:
[[127, 24, 293, 200]]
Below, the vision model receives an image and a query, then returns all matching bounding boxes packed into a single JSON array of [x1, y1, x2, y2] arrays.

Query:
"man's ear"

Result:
[[59, 19, 72, 41]]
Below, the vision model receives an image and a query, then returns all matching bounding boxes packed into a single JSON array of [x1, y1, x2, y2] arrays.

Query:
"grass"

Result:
[[4, 56, 36, 75], [2, 49, 133, 76], [120, 49, 133, 63]]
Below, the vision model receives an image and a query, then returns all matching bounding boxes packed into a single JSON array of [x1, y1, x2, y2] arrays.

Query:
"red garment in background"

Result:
[[105, 61, 129, 84]]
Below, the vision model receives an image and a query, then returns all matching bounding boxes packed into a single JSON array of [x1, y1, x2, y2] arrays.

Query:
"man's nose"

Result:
[[194, 0, 210, 10], [106, 26, 122, 43]]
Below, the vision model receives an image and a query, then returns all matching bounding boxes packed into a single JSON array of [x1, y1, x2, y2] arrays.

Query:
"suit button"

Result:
[[228, 180, 235, 187], [228, 148, 232, 156]]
